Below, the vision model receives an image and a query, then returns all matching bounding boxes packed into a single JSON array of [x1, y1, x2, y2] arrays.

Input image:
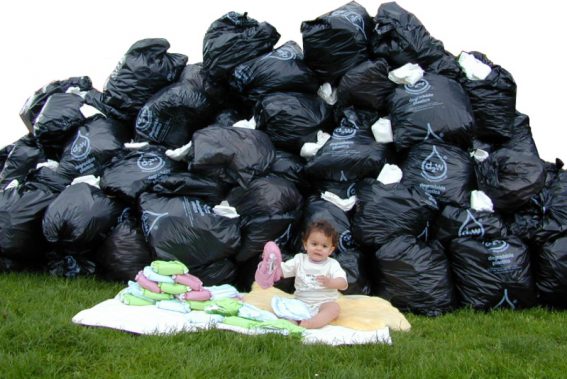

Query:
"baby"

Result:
[[257, 220, 348, 329]]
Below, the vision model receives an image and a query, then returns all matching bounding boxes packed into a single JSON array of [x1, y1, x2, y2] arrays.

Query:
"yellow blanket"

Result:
[[243, 283, 411, 332]]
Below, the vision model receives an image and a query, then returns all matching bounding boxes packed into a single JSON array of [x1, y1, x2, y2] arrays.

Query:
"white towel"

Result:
[[458, 52, 491, 81], [388, 63, 424, 85], [377, 164, 403, 185]]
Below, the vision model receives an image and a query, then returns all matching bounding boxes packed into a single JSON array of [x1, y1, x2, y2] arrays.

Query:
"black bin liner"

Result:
[[270, 150, 308, 193], [23, 166, 71, 194], [101, 146, 180, 203], [401, 142, 475, 207], [389, 73, 475, 151], [373, 235, 455, 316], [33, 93, 86, 159], [502, 112, 540, 157], [188, 125, 275, 188], [190, 258, 238, 286], [449, 237, 536, 310], [337, 59, 395, 112], [352, 178, 438, 248], [226, 176, 302, 263], [0, 187, 56, 264], [57, 115, 131, 181], [536, 235, 567, 309], [475, 148, 545, 212], [151, 172, 231, 205], [301, 1, 372, 83], [42, 183, 123, 255], [86, 38, 187, 121], [203, 11, 280, 83], [230, 41, 318, 103], [371, 2, 446, 69], [304, 126, 389, 182], [0, 134, 45, 188], [135, 64, 217, 148], [138, 193, 241, 269], [435, 205, 507, 245], [459, 51, 516, 142], [96, 208, 154, 282], [255, 92, 334, 154], [19, 76, 92, 133]]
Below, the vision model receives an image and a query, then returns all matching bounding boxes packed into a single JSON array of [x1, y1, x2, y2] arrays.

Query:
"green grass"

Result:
[[1, 273, 566, 378]]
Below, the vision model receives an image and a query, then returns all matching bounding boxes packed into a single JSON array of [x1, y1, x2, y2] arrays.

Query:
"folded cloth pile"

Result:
[[116, 260, 303, 335]]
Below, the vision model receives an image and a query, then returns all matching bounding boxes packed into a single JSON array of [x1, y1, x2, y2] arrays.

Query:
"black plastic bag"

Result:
[[190, 258, 238, 286], [0, 143, 14, 170], [352, 178, 438, 248], [304, 125, 389, 182], [270, 150, 309, 192], [449, 237, 536, 310], [23, 166, 71, 194], [57, 115, 131, 181], [87, 38, 187, 121], [389, 73, 475, 151], [19, 76, 92, 133], [373, 235, 455, 316], [100, 146, 181, 203], [42, 183, 123, 254], [337, 59, 395, 112], [0, 187, 56, 263], [371, 2, 446, 69], [255, 92, 334, 154], [459, 52, 516, 141], [96, 208, 154, 282], [226, 176, 302, 262], [33, 93, 86, 159], [536, 235, 567, 309], [435, 205, 507, 245], [230, 41, 318, 103], [292, 195, 371, 295], [508, 163, 567, 246], [139, 193, 241, 268], [502, 112, 540, 157], [151, 172, 231, 205], [203, 11, 280, 83], [301, 1, 372, 83], [0, 134, 45, 188], [135, 64, 217, 148], [475, 148, 545, 212], [401, 142, 475, 207], [189, 125, 275, 188]]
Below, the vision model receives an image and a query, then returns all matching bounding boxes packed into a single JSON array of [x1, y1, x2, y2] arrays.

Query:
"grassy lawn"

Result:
[[1, 273, 566, 378]]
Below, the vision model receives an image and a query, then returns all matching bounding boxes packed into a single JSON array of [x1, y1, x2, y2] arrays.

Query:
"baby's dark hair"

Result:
[[303, 220, 339, 247]]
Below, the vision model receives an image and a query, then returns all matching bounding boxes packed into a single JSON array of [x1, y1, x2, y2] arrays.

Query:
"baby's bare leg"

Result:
[[299, 302, 340, 329]]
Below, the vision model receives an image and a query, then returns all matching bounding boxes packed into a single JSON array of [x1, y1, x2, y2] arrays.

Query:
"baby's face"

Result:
[[303, 230, 335, 262]]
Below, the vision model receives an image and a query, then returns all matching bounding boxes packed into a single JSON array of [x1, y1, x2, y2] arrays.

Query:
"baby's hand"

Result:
[[316, 275, 331, 288]]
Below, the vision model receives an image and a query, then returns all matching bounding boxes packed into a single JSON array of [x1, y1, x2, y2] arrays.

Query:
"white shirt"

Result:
[[281, 253, 347, 306]]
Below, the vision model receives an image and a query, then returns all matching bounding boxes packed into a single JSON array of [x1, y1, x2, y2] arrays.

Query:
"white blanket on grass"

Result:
[[72, 298, 392, 346]]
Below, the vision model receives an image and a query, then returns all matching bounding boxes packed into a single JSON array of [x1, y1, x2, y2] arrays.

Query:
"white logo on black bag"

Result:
[[332, 126, 357, 140], [261, 44, 299, 61], [141, 210, 168, 236], [421, 145, 448, 182], [331, 10, 366, 39], [483, 240, 509, 253], [70, 130, 91, 160], [404, 79, 431, 95], [458, 210, 485, 238], [137, 153, 166, 172]]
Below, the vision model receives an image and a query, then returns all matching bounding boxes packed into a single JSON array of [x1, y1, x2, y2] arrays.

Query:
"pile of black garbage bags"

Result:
[[1, 1, 566, 315]]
